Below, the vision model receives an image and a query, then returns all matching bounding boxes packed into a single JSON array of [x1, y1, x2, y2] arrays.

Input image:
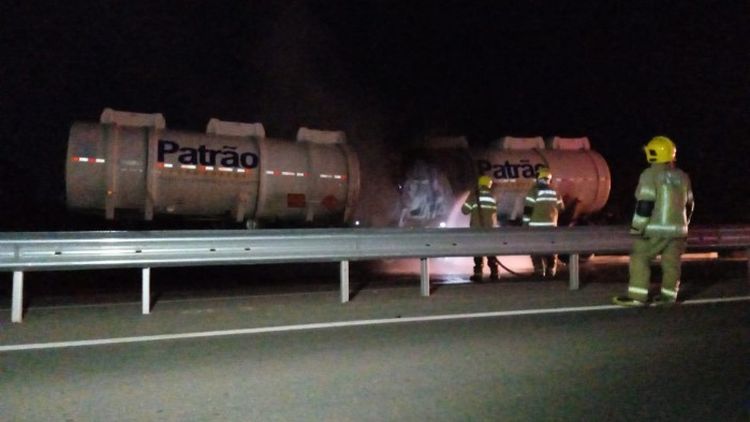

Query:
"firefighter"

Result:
[[462, 175, 499, 281], [522, 166, 564, 277], [614, 136, 694, 307]]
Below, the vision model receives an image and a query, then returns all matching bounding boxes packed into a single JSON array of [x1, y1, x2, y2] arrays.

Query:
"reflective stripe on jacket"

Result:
[[631, 163, 694, 238], [462, 187, 497, 228], [522, 182, 564, 227]]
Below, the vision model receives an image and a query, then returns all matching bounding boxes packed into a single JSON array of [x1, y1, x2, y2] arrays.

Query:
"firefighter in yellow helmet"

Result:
[[523, 166, 564, 277], [462, 175, 499, 281], [614, 136, 694, 307]]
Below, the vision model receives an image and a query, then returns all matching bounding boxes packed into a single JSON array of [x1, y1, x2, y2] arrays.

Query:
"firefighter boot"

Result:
[[471, 258, 484, 282], [612, 296, 647, 307], [651, 295, 677, 307], [531, 255, 546, 279], [488, 257, 499, 281], [548, 256, 558, 278]]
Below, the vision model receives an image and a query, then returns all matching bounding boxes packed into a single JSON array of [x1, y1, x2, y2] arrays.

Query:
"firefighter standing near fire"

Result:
[[614, 136, 694, 307], [462, 175, 499, 281], [522, 166, 564, 277]]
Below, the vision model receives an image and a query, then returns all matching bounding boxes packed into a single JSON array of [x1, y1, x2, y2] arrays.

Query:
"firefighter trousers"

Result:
[[627, 236, 687, 302], [531, 254, 557, 277], [473, 256, 499, 276]]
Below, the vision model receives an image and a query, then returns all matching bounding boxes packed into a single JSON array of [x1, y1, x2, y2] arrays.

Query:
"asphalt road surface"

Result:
[[1, 257, 749, 421]]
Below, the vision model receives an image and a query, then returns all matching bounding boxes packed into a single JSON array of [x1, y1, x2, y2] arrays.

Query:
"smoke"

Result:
[[237, 2, 402, 227], [376, 255, 533, 280]]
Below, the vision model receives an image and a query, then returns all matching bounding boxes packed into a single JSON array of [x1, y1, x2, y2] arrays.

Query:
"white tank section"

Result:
[[66, 110, 360, 227], [478, 143, 610, 221]]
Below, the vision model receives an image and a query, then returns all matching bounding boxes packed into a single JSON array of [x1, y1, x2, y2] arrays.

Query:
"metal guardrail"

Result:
[[3, 225, 749, 323]]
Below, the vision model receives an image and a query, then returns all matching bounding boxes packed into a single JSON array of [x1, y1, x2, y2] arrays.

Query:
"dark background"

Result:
[[1, 1, 749, 230]]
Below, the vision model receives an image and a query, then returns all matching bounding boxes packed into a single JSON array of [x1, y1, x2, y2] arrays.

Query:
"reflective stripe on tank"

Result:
[[278, 171, 306, 176], [258, 171, 346, 179], [155, 162, 250, 175], [152, 166, 345, 179], [72, 156, 106, 164]]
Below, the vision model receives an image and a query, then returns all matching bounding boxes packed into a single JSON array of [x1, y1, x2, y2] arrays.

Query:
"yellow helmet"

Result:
[[536, 167, 552, 182], [477, 175, 492, 188], [644, 136, 676, 163]]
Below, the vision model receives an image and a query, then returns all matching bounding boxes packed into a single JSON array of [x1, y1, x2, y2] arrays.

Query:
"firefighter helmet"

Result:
[[536, 167, 552, 182], [644, 136, 676, 164], [478, 175, 492, 188]]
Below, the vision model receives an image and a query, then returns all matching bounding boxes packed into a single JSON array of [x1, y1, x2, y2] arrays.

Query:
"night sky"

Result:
[[1, 1, 749, 230]]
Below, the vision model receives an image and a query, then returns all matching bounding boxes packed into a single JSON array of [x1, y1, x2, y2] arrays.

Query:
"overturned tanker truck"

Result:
[[66, 109, 611, 228]]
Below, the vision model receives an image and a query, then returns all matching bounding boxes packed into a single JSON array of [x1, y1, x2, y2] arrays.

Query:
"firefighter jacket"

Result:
[[522, 181, 564, 227], [462, 187, 497, 228], [631, 162, 694, 238]]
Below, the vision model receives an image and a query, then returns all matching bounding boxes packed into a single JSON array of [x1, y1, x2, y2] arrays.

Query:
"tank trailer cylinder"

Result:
[[66, 122, 360, 226]]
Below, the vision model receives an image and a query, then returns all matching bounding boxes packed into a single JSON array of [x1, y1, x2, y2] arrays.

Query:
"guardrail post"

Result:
[[340, 260, 350, 303], [420, 258, 430, 297], [142, 267, 151, 315], [12, 271, 24, 323], [568, 254, 580, 290]]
